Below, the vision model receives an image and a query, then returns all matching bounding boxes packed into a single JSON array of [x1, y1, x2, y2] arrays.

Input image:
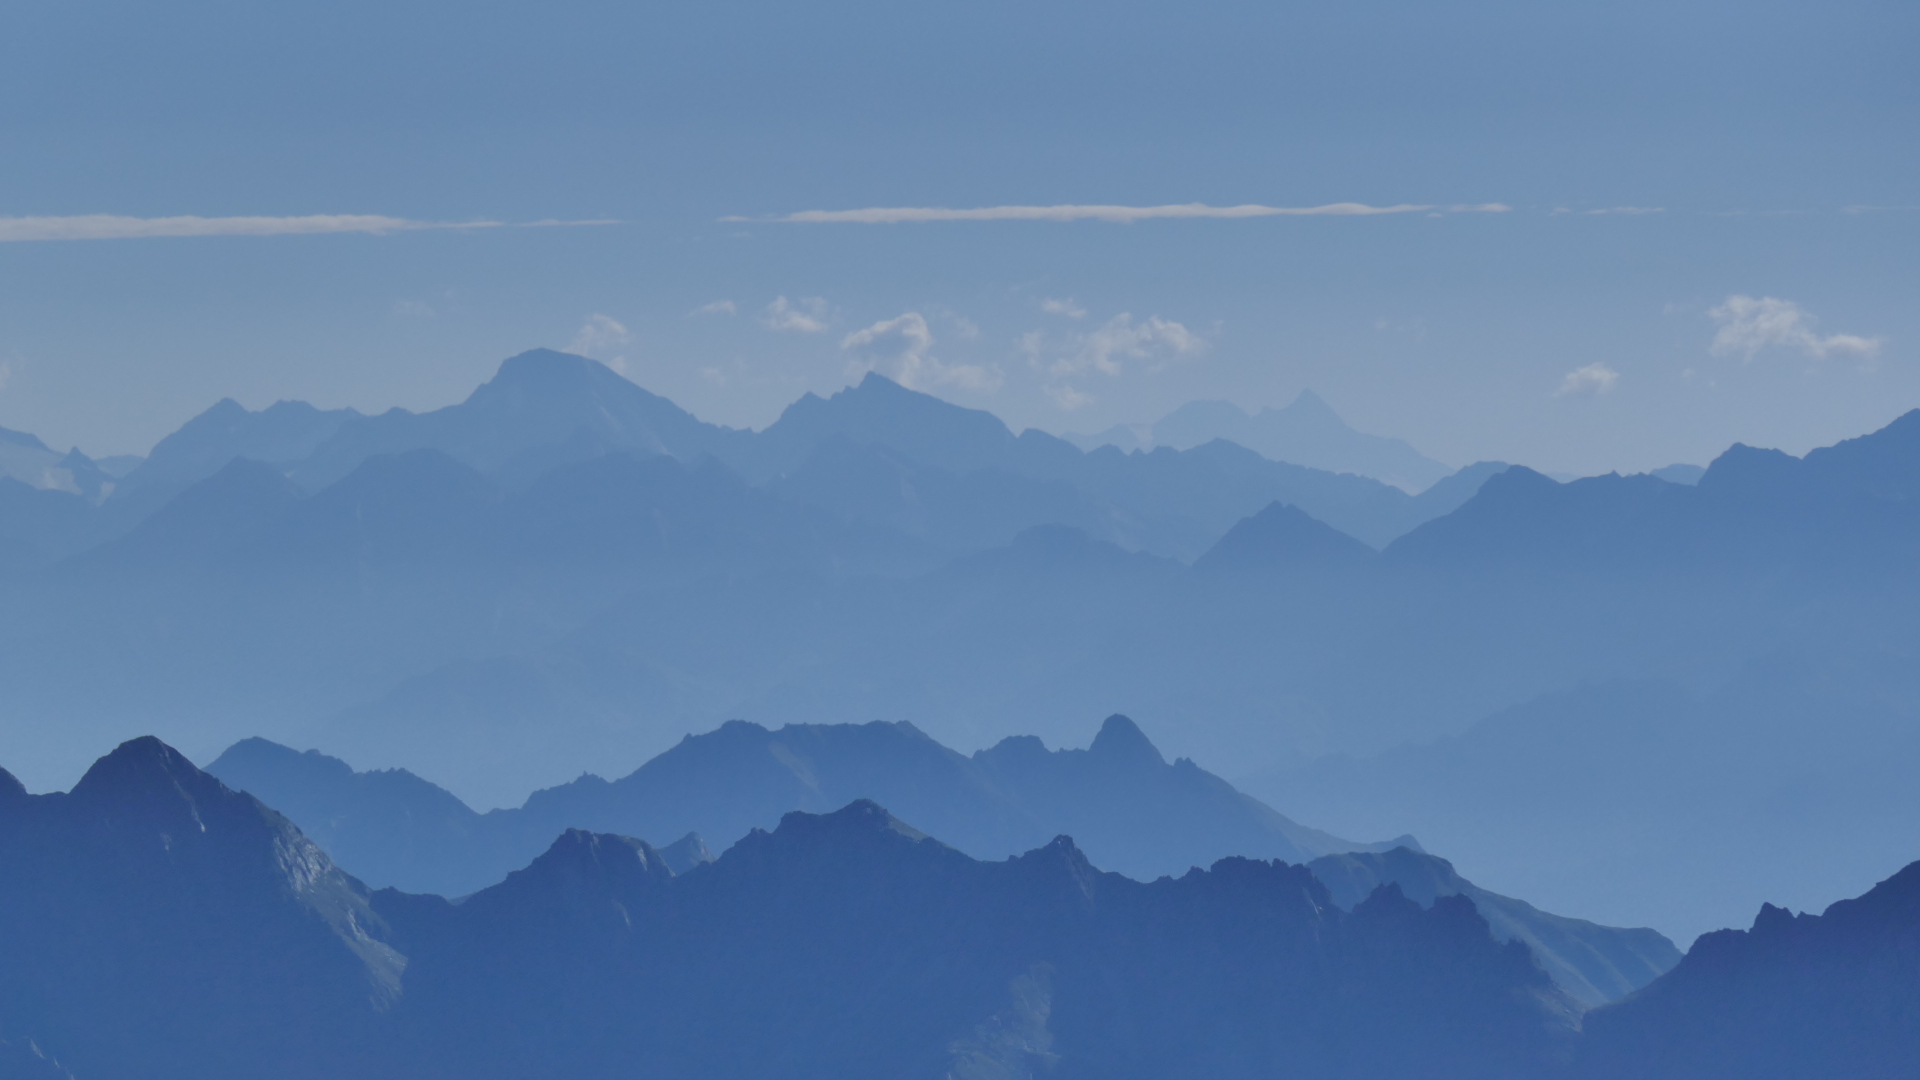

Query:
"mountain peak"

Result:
[[484, 348, 605, 389], [1282, 388, 1342, 423], [775, 799, 933, 845], [70, 735, 217, 802], [1195, 500, 1377, 571], [1088, 714, 1165, 766]]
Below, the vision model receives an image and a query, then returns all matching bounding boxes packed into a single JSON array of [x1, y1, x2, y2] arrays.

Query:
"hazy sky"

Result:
[[1, 0, 1914, 475]]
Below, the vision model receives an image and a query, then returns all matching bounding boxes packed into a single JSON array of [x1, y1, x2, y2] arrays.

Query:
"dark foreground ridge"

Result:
[[3, 736, 1914, 1079]]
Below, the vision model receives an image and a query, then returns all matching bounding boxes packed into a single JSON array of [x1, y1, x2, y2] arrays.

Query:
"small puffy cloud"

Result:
[[760, 296, 830, 334], [1041, 297, 1087, 319], [1046, 383, 1093, 410], [1709, 295, 1882, 361], [841, 312, 1002, 392], [1024, 312, 1204, 409], [689, 299, 737, 317], [1059, 314, 1205, 377], [1556, 362, 1619, 397], [569, 314, 632, 373]]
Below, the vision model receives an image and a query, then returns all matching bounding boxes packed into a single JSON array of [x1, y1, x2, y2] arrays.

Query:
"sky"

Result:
[[0, 0, 1914, 476]]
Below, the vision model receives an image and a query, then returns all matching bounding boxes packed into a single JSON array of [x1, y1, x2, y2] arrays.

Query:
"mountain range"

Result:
[[2, 735, 1909, 1079], [207, 716, 1678, 1010], [2, 349, 1919, 940], [1064, 390, 1456, 492]]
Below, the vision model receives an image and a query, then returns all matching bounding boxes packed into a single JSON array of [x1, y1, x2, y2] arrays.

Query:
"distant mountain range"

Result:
[[208, 714, 1413, 895], [2, 735, 1907, 1079], [1063, 390, 1456, 492], [2, 349, 1919, 939]]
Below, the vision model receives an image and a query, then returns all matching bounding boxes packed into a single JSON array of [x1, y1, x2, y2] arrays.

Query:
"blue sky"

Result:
[[1, 0, 1914, 474]]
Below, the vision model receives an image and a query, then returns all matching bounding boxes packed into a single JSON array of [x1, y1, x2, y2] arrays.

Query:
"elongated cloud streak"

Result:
[[0, 214, 617, 242], [731, 201, 1504, 225]]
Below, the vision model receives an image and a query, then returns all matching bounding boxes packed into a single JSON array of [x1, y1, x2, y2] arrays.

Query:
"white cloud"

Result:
[[569, 315, 632, 373], [689, 299, 737, 317], [1551, 206, 1665, 216], [736, 201, 1453, 225], [0, 214, 619, 243], [1046, 383, 1093, 411], [1041, 297, 1087, 318], [760, 296, 831, 334], [1556, 362, 1619, 396], [1048, 314, 1205, 378], [841, 312, 1002, 392], [1708, 295, 1883, 361]]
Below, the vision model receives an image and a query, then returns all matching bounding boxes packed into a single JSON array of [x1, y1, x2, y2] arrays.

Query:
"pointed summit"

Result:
[[1195, 501, 1377, 572], [1087, 715, 1165, 767], [752, 372, 1016, 479], [69, 735, 227, 813]]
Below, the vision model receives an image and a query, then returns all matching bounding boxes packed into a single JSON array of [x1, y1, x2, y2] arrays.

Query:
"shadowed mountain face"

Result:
[[376, 802, 1576, 1080], [1308, 847, 1680, 1009], [0, 738, 402, 1080], [1572, 861, 1920, 1080], [209, 714, 1412, 899], [6, 738, 1586, 1080]]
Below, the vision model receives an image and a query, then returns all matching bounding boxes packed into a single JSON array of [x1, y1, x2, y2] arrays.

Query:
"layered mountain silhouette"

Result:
[[11, 735, 1911, 1078], [209, 714, 1415, 897], [4, 736, 1598, 1079], [4, 350, 1920, 940], [1065, 390, 1454, 492]]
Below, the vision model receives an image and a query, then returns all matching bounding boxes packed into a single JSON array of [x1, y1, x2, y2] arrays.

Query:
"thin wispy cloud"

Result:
[[1556, 362, 1619, 396], [1041, 298, 1087, 318], [0, 214, 617, 243], [689, 300, 738, 317], [760, 296, 831, 334], [841, 312, 1001, 392], [731, 202, 1510, 225], [1551, 207, 1665, 216], [1708, 296, 1882, 361]]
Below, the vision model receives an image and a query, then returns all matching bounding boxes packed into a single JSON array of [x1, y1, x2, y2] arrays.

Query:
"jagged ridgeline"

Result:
[[7, 736, 1917, 1080], [206, 714, 1677, 1011], [0, 737, 1573, 1080]]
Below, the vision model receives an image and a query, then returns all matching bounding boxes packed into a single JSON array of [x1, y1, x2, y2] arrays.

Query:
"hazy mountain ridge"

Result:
[[1065, 390, 1454, 493], [3, 352, 1920, 939], [208, 714, 1415, 898]]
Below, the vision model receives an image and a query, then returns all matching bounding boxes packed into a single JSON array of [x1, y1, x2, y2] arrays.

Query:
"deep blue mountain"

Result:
[[1573, 860, 1920, 1079], [1309, 847, 1680, 1009], [0, 738, 401, 1080], [4, 737, 1595, 1080]]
